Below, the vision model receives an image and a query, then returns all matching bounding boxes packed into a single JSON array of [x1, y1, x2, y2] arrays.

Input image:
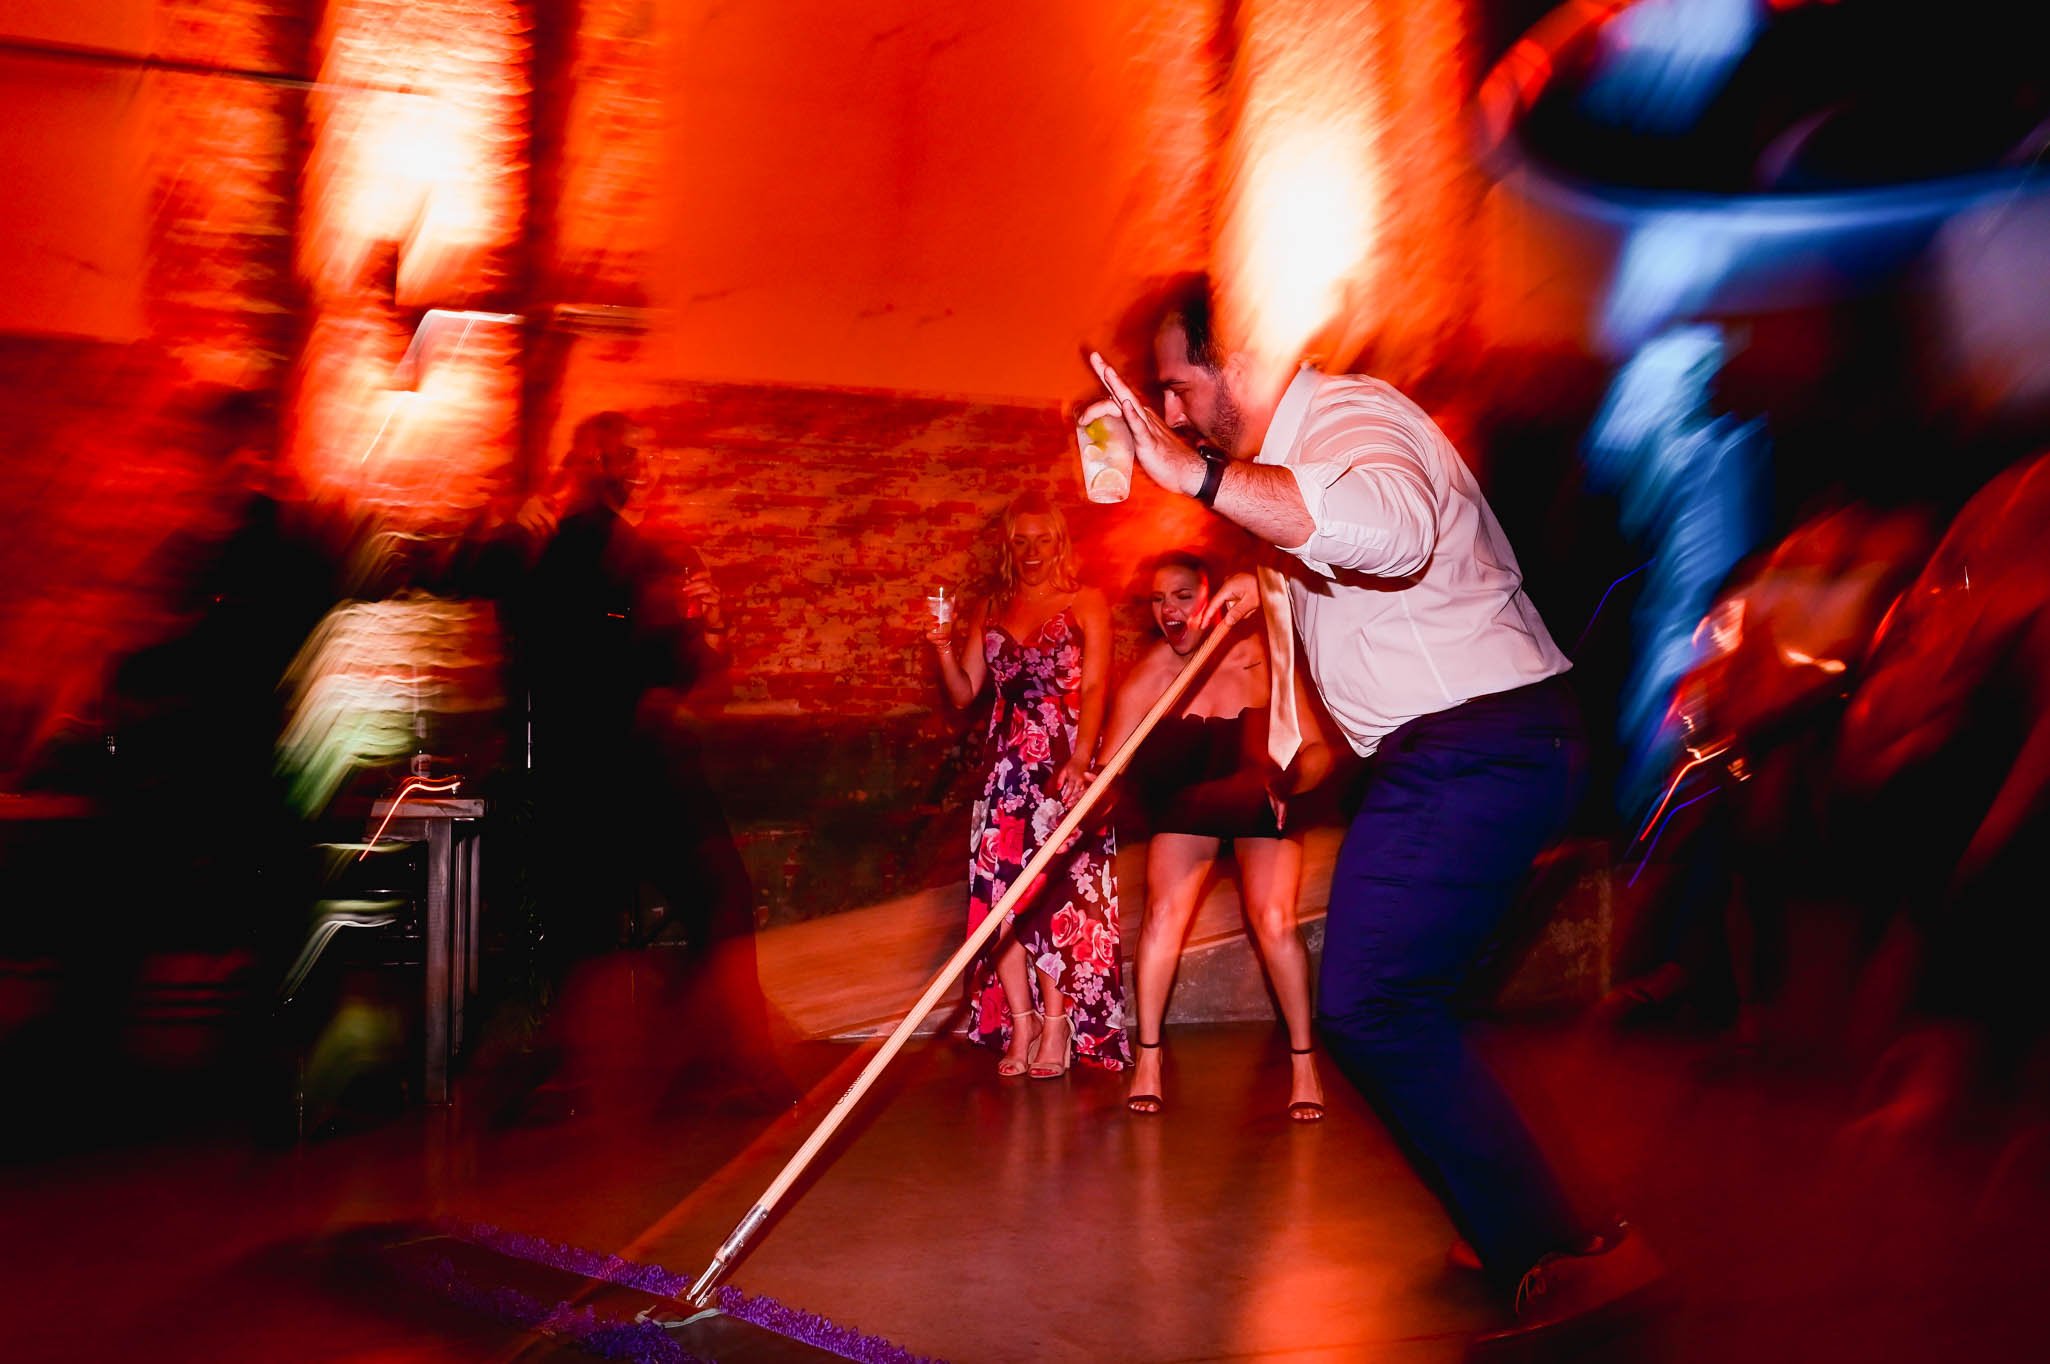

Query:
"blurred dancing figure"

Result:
[[1605, 500, 1933, 1044], [480, 412, 785, 1115], [88, 389, 331, 1131], [1836, 453, 2050, 1150], [507, 411, 735, 955], [1583, 324, 1769, 819]]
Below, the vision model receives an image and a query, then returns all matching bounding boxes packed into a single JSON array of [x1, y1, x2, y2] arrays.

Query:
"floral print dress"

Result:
[[966, 606, 1130, 1070]]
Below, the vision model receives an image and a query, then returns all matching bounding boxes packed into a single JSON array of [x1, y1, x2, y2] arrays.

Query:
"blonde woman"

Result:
[[928, 493, 1130, 1076]]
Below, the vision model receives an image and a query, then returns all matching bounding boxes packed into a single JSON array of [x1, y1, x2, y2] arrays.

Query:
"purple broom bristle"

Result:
[[409, 1219, 945, 1364], [409, 1245, 712, 1364]]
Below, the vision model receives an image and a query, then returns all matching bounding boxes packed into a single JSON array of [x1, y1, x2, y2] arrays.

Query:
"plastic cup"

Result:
[[925, 586, 954, 626], [680, 560, 702, 619], [1077, 414, 1134, 504]]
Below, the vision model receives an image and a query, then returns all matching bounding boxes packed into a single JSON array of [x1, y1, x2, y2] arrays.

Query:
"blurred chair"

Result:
[[277, 897, 408, 1005], [275, 838, 422, 1136]]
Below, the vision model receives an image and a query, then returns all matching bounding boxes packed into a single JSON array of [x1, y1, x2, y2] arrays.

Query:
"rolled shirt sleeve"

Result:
[[1277, 414, 1439, 579]]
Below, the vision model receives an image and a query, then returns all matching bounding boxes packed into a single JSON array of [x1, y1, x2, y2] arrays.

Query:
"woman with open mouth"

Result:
[[1104, 551, 1333, 1120]]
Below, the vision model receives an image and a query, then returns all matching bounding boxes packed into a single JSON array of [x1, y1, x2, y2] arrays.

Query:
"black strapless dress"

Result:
[[1123, 708, 1283, 840]]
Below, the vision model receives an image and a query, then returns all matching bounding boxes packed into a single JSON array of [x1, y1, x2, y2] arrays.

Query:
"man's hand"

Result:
[[1086, 353, 1207, 497], [514, 494, 560, 539], [1200, 571, 1261, 630], [680, 572, 724, 632]]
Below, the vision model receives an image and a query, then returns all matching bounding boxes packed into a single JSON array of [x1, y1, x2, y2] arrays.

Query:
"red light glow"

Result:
[[360, 773, 464, 855]]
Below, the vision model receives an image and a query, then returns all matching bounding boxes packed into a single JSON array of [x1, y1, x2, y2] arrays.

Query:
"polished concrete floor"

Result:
[[4, 948, 2047, 1364]]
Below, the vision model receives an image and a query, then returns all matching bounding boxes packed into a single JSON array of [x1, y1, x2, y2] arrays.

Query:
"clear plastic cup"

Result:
[[925, 585, 954, 627], [1077, 414, 1134, 504], [679, 559, 702, 619]]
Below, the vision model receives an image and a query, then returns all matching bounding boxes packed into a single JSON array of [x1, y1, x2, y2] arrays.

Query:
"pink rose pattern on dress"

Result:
[[964, 607, 1129, 1069]]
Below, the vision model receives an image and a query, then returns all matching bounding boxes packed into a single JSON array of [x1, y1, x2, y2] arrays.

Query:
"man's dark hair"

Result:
[[1158, 272, 1223, 372], [574, 409, 633, 451], [1109, 272, 1225, 382]]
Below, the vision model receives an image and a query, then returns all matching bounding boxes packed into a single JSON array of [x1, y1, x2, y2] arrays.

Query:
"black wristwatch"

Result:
[[1193, 451, 1227, 507]]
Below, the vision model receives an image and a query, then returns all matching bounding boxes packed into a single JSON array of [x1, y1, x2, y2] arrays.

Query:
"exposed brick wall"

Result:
[[553, 0, 667, 309], [1214, 0, 1482, 389], [0, 0, 1494, 931], [592, 375, 1257, 923], [293, 0, 530, 526], [627, 376, 1245, 718], [147, 0, 307, 386], [1373, 0, 1486, 385], [0, 0, 303, 781], [0, 341, 201, 782]]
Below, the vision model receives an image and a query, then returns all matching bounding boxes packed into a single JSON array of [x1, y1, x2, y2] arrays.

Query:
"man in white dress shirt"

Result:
[[1080, 275, 1662, 1338]]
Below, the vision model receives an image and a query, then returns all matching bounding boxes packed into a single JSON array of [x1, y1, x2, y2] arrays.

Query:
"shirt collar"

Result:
[[1253, 365, 1321, 467]]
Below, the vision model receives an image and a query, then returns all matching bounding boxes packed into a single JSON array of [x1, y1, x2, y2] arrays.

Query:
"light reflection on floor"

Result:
[[3, 950, 2046, 1363]]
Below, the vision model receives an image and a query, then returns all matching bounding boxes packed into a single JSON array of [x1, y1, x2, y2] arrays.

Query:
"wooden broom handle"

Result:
[[685, 619, 1233, 1306]]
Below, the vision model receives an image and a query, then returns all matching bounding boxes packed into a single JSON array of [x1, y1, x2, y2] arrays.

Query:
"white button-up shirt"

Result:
[[1258, 367, 1571, 756]]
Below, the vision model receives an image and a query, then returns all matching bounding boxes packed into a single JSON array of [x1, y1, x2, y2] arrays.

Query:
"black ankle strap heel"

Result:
[[1127, 1038, 1165, 1114], [1287, 1044, 1325, 1123]]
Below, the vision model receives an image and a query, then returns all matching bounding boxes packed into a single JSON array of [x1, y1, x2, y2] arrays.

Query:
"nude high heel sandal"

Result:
[[1029, 1012, 1075, 1079], [997, 1009, 1041, 1078]]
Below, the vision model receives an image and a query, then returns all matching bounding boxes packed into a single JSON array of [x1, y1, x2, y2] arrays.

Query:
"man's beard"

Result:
[[1207, 382, 1244, 457]]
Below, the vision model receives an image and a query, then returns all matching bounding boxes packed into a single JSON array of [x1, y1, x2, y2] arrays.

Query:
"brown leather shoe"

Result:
[[1472, 1225, 1667, 1350]]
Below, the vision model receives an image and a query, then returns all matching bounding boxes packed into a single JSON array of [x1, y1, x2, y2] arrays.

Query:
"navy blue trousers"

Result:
[[1318, 675, 1589, 1289]]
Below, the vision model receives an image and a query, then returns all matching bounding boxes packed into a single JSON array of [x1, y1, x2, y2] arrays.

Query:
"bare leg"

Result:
[[993, 932, 1039, 1076], [1237, 835, 1324, 1116], [1127, 833, 1218, 1110]]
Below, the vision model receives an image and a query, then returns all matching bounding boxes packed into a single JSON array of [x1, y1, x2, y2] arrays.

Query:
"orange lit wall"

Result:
[[149, 1, 306, 385], [0, 0, 302, 781], [0, 2, 151, 343], [1216, 0, 1481, 396], [292, 0, 528, 530], [641, 0, 1216, 404], [0, 0, 1498, 787], [1375, 0, 1485, 383]]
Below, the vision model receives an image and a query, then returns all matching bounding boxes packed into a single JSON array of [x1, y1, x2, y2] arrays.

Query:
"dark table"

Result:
[[364, 794, 485, 1103]]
